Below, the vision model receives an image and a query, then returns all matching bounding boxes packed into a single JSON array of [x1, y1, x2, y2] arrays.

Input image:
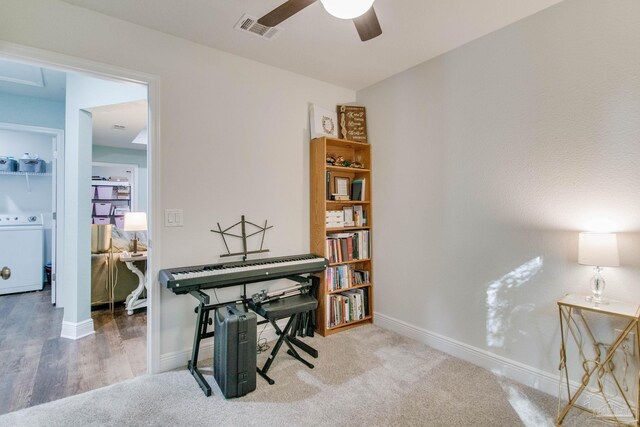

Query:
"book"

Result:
[[351, 178, 366, 201], [326, 171, 330, 200], [362, 288, 370, 317], [346, 236, 354, 261], [351, 179, 363, 201]]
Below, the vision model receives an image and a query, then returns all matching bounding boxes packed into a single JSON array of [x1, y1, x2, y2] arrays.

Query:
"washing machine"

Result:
[[0, 213, 44, 295]]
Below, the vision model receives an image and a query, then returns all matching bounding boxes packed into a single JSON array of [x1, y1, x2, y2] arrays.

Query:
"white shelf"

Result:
[[92, 180, 130, 186], [0, 170, 51, 176]]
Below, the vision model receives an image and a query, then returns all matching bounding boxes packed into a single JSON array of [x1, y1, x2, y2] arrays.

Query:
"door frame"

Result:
[[0, 41, 162, 374], [0, 122, 63, 305]]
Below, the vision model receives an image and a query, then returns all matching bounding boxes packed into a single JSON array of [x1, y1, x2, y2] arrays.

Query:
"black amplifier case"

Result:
[[213, 305, 257, 398]]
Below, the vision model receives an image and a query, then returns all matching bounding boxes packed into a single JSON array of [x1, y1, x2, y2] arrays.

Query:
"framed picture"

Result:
[[337, 105, 368, 143], [334, 176, 350, 196], [310, 104, 338, 139], [343, 206, 354, 227]]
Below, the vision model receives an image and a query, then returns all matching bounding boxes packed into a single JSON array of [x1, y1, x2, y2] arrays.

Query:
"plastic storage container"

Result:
[[0, 158, 18, 172], [93, 217, 111, 225], [114, 216, 125, 229], [18, 159, 46, 173], [94, 202, 112, 216], [96, 186, 114, 199]]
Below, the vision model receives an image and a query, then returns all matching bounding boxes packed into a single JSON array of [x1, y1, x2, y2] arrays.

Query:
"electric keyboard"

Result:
[[159, 254, 328, 294]]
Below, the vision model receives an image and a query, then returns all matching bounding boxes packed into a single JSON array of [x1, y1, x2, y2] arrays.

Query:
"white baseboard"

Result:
[[159, 322, 280, 372], [60, 319, 95, 340], [374, 312, 630, 418]]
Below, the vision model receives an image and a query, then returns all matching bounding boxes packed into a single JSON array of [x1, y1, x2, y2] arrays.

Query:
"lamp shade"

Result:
[[320, 0, 375, 19], [123, 212, 147, 232], [578, 232, 619, 267]]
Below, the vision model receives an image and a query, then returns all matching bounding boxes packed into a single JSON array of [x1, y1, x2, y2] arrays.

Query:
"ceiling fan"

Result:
[[258, 0, 382, 42]]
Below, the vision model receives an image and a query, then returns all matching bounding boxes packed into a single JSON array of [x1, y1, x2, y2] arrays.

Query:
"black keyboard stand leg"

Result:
[[257, 368, 275, 385], [188, 291, 213, 396], [285, 347, 314, 369], [256, 316, 297, 385], [287, 335, 318, 359], [283, 317, 314, 369], [286, 309, 318, 358]]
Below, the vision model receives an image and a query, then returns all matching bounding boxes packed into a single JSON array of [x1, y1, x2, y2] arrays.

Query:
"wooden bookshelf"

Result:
[[310, 136, 373, 336]]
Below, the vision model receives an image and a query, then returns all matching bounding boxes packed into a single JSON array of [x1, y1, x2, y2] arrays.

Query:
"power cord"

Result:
[[257, 323, 270, 354]]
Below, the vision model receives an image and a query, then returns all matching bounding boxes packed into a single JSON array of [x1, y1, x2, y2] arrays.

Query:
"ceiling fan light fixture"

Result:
[[320, 0, 375, 20]]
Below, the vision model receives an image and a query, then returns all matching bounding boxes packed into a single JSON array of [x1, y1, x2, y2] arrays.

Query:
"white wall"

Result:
[[0, 129, 53, 264], [0, 0, 354, 357], [0, 92, 64, 129], [357, 0, 640, 386]]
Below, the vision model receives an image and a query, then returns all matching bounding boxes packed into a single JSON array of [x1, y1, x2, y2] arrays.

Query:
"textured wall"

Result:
[[357, 0, 640, 378], [0, 0, 354, 356]]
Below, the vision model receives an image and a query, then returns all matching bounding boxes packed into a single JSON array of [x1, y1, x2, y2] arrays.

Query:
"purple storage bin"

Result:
[[96, 186, 114, 199], [114, 216, 125, 229], [94, 202, 111, 216], [93, 217, 111, 225]]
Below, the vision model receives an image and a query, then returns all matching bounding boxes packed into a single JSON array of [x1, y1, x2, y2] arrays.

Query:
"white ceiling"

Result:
[[88, 101, 148, 151], [61, 0, 565, 90], [0, 59, 66, 102], [0, 59, 147, 151]]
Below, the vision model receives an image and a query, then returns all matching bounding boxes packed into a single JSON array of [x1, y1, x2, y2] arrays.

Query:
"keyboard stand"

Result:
[[185, 276, 319, 396], [249, 276, 319, 385], [188, 290, 218, 396]]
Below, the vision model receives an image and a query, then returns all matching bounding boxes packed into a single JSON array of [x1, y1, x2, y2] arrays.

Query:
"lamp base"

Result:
[[585, 266, 608, 304], [585, 295, 609, 305]]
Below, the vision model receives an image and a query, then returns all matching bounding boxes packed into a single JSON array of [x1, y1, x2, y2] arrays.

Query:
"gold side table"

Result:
[[557, 294, 640, 426]]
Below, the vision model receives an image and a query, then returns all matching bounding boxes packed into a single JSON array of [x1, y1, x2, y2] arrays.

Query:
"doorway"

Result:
[[0, 122, 63, 305], [0, 48, 159, 414]]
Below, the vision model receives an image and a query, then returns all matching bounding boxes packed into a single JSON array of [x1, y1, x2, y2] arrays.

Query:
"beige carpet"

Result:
[[0, 325, 591, 426]]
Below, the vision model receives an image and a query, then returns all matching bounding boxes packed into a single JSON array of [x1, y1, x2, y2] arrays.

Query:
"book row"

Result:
[[326, 288, 370, 328], [326, 230, 370, 263], [326, 265, 370, 291]]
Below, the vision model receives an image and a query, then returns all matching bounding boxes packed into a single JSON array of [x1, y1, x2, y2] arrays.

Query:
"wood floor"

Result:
[[0, 285, 146, 415]]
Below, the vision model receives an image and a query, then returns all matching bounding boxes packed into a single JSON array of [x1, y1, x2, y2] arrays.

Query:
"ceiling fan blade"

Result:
[[258, 0, 317, 27], [353, 6, 382, 41]]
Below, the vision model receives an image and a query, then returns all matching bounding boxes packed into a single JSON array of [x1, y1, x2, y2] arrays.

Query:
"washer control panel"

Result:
[[0, 214, 43, 226]]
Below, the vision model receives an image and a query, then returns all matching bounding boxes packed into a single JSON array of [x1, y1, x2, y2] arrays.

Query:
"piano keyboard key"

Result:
[[172, 257, 325, 280]]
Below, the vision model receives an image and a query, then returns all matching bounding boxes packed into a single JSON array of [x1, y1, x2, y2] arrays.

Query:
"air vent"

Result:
[[234, 14, 282, 40]]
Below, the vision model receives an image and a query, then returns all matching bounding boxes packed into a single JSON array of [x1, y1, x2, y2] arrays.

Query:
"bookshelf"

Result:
[[310, 136, 373, 336]]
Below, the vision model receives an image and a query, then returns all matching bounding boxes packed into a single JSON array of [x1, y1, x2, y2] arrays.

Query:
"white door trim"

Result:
[[0, 122, 64, 305], [0, 41, 162, 374]]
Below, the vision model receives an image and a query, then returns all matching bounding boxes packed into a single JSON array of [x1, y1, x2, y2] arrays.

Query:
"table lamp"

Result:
[[123, 212, 147, 254], [578, 232, 619, 304]]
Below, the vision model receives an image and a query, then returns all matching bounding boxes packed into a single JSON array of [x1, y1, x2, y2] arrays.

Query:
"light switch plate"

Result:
[[165, 209, 184, 227]]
